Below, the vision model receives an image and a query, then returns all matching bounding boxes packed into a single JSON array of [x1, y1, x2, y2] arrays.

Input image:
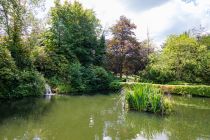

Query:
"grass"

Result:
[[125, 84, 172, 115], [122, 82, 210, 97]]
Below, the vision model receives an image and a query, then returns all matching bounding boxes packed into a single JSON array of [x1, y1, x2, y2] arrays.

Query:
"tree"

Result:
[[142, 33, 209, 83], [107, 16, 152, 77], [0, 0, 45, 69], [107, 16, 137, 78], [95, 33, 106, 66], [49, 0, 100, 65]]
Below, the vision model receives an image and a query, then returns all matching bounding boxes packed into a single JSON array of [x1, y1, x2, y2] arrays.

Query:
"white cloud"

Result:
[[41, 0, 210, 47]]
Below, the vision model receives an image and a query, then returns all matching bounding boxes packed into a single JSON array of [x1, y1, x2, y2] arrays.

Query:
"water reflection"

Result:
[[89, 115, 94, 128], [0, 94, 210, 140], [98, 95, 210, 140]]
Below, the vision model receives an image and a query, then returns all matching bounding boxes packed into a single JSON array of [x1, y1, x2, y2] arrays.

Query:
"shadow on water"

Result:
[[0, 93, 210, 140], [0, 96, 55, 124], [116, 95, 210, 140]]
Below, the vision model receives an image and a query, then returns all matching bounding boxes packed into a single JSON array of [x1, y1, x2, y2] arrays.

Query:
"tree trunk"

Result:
[[120, 71, 122, 78]]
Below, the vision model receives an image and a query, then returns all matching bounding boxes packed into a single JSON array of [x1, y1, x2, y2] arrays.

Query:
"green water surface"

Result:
[[0, 94, 210, 140]]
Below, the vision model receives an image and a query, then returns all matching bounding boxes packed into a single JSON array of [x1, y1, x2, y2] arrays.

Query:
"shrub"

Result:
[[109, 80, 122, 90], [56, 84, 72, 94], [0, 46, 46, 98], [125, 84, 172, 114], [0, 46, 19, 98], [49, 64, 116, 94], [85, 66, 113, 92], [139, 65, 174, 84], [15, 71, 46, 98], [160, 85, 210, 97], [69, 63, 86, 92]]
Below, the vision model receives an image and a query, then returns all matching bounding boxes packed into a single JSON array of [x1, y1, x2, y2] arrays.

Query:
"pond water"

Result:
[[0, 93, 210, 140]]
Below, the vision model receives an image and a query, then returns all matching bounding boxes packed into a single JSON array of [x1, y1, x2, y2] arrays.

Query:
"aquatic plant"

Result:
[[125, 84, 172, 114]]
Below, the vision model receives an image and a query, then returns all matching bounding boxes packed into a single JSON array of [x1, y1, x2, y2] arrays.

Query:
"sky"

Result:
[[43, 0, 210, 47]]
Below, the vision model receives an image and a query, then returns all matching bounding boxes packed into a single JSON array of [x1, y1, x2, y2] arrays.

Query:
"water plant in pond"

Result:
[[125, 84, 172, 114]]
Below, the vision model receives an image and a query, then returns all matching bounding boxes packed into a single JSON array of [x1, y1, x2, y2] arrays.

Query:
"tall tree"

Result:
[[95, 33, 106, 66], [107, 16, 152, 77], [142, 33, 210, 83], [0, 0, 45, 69], [49, 0, 100, 65], [107, 16, 137, 78]]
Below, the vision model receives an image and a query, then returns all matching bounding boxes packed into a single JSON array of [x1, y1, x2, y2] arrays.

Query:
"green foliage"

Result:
[[0, 69, 46, 98], [69, 65, 114, 93], [56, 84, 72, 94], [95, 34, 106, 66], [47, 64, 115, 94], [109, 80, 122, 90], [0, 0, 117, 98], [160, 85, 210, 97], [85, 66, 114, 91], [0, 46, 19, 97], [0, 41, 45, 98], [49, 0, 100, 65], [199, 35, 210, 47], [141, 33, 210, 84], [15, 71, 46, 97], [68, 63, 85, 92], [122, 82, 210, 97], [125, 84, 172, 114], [0, 0, 42, 69]]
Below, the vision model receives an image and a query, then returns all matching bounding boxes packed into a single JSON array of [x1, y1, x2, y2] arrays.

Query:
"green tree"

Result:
[[142, 33, 209, 84], [95, 33, 106, 66], [49, 0, 100, 65], [0, 0, 45, 69]]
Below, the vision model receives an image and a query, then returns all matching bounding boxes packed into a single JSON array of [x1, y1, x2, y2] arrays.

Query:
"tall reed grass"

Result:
[[125, 84, 172, 114]]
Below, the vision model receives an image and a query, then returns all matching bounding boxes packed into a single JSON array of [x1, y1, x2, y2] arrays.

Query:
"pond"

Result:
[[0, 93, 210, 140]]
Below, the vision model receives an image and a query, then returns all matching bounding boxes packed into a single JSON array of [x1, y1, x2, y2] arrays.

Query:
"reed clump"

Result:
[[125, 84, 172, 115]]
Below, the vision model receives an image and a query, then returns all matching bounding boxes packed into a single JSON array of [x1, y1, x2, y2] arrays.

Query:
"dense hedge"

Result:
[[49, 64, 117, 94], [122, 82, 210, 97], [0, 70, 46, 99]]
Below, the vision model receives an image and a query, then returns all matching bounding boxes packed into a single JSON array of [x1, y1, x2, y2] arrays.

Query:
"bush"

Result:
[[159, 85, 210, 97], [69, 63, 86, 92], [15, 71, 46, 98], [56, 84, 72, 94], [125, 84, 172, 114], [109, 80, 122, 90], [0, 46, 46, 98], [0, 46, 19, 98], [140, 65, 175, 84], [84, 66, 114, 92], [49, 64, 116, 94], [0, 70, 46, 98]]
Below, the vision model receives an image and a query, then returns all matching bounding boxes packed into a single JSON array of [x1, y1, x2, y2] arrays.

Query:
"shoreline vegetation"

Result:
[[122, 82, 210, 98], [123, 82, 210, 115], [0, 1, 209, 116], [125, 84, 172, 115]]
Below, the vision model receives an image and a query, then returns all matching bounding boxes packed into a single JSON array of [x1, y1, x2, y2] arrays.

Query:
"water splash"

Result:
[[45, 84, 54, 96]]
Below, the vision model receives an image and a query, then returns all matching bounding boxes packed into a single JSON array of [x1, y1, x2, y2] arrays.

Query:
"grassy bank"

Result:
[[122, 82, 210, 97]]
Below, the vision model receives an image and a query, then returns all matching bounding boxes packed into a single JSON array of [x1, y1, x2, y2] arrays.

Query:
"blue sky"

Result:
[[43, 0, 210, 47]]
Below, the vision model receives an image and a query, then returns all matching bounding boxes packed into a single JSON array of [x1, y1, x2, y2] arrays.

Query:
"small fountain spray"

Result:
[[45, 84, 54, 96]]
